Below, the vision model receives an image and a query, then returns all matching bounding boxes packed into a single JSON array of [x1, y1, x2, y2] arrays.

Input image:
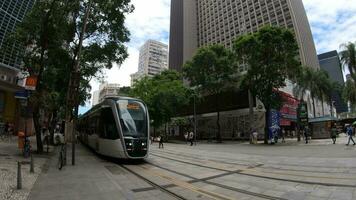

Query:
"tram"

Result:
[[78, 97, 149, 159]]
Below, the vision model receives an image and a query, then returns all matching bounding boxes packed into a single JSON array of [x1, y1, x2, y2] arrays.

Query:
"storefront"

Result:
[[0, 79, 23, 134], [279, 91, 300, 137]]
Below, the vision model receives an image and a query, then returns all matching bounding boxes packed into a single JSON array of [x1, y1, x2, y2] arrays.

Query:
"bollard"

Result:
[[17, 161, 22, 189], [30, 154, 34, 173]]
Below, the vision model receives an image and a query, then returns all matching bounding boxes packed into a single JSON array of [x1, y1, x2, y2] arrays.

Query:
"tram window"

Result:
[[100, 108, 119, 140], [117, 100, 147, 137]]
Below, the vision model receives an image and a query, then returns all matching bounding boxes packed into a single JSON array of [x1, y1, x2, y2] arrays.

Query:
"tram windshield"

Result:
[[117, 99, 147, 137]]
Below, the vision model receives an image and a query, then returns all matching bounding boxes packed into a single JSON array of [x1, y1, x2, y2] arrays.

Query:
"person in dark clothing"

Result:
[[346, 125, 355, 145], [330, 124, 337, 144], [158, 135, 164, 149], [304, 126, 309, 144]]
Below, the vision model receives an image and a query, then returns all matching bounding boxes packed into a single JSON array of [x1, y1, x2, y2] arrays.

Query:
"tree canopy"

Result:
[[183, 44, 235, 142], [8, 0, 133, 152], [130, 70, 190, 132]]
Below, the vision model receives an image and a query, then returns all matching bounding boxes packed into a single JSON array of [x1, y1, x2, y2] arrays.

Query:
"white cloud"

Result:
[[303, 0, 356, 53]]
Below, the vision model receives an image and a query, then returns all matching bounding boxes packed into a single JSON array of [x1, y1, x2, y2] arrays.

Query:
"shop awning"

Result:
[[0, 80, 24, 92], [309, 116, 338, 123]]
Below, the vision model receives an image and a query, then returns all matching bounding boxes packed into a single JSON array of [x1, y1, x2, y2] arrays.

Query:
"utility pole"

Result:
[[65, 0, 92, 165]]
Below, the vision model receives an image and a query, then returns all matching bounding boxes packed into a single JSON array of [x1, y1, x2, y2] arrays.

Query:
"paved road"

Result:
[[28, 136, 356, 200]]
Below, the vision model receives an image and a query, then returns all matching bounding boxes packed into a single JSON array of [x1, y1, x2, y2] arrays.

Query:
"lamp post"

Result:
[[191, 85, 200, 145]]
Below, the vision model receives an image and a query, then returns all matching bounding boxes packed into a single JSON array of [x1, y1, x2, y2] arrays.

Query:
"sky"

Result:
[[79, 0, 356, 114]]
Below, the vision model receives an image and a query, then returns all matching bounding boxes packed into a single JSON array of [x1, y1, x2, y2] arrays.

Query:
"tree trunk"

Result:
[[215, 94, 221, 143], [264, 107, 269, 144], [321, 96, 325, 116], [248, 90, 254, 143], [49, 110, 57, 145], [312, 96, 316, 118], [33, 107, 43, 153]]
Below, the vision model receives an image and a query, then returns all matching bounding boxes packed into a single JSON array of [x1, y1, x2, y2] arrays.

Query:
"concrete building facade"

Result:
[[318, 50, 348, 114], [169, 0, 320, 71], [98, 83, 120, 103], [131, 40, 168, 86]]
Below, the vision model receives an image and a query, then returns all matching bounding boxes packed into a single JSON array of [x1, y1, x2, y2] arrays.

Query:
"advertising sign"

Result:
[[25, 76, 37, 90], [297, 102, 308, 125], [15, 90, 28, 99], [268, 109, 281, 141]]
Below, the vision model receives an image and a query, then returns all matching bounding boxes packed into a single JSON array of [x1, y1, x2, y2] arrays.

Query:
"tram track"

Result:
[[144, 160, 288, 200], [155, 149, 356, 172], [118, 164, 189, 200], [150, 153, 356, 188], [153, 149, 356, 175]]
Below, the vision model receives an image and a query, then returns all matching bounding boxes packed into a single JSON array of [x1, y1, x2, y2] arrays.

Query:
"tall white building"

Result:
[[130, 40, 169, 86], [92, 83, 120, 106], [92, 90, 99, 106]]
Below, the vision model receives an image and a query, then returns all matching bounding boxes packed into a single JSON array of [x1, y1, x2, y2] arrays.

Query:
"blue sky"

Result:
[[79, 0, 356, 115]]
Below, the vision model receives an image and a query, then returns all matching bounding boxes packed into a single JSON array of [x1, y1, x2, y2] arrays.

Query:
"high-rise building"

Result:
[[169, 0, 320, 71], [98, 83, 120, 103], [0, 0, 35, 70], [130, 40, 168, 86], [318, 50, 348, 114], [0, 0, 34, 127]]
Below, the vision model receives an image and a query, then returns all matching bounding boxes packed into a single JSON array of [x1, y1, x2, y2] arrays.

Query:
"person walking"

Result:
[[252, 129, 258, 144], [346, 125, 355, 146], [330, 124, 337, 144], [158, 135, 164, 148], [189, 131, 194, 146], [184, 132, 188, 144], [304, 126, 309, 144], [281, 128, 286, 143]]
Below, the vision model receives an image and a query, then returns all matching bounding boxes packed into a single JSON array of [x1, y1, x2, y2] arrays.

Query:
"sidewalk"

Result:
[[28, 144, 154, 200], [0, 136, 53, 200]]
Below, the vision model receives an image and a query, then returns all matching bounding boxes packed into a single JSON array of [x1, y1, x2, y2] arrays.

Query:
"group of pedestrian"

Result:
[[150, 135, 165, 148], [184, 131, 194, 146], [330, 124, 355, 145]]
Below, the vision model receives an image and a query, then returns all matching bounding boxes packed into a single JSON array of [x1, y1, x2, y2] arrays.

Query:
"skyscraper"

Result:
[[0, 0, 35, 70], [169, 0, 320, 71], [0, 0, 34, 125], [318, 50, 348, 114], [130, 40, 168, 85]]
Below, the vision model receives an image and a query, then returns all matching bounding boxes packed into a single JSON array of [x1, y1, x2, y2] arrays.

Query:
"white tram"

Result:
[[78, 97, 149, 159]]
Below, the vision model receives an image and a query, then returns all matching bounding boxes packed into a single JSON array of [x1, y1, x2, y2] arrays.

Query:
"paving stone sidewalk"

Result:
[[0, 137, 53, 200]]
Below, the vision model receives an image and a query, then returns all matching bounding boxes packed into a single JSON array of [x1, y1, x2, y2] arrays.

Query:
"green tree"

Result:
[[9, 0, 133, 152], [183, 45, 234, 142], [343, 74, 356, 111], [339, 42, 356, 78], [233, 26, 300, 144], [130, 70, 190, 136], [118, 86, 132, 96]]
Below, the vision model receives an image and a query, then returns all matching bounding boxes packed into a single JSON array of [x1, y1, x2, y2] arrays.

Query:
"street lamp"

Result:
[[191, 85, 201, 145]]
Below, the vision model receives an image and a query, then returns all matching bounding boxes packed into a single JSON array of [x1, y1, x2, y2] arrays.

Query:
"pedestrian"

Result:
[[330, 124, 337, 144], [252, 129, 258, 144], [281, 128, 286, 143], [346, 124, 355, 146], [189, 131, 194, 146], [184, 132, 188, 144], [304, 126, 309, 144], [158, 135, 164, 149], [150, 136, 154, 144]]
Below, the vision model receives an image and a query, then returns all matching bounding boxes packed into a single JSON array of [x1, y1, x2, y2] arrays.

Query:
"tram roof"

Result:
[[79, 96, 144, 119]]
